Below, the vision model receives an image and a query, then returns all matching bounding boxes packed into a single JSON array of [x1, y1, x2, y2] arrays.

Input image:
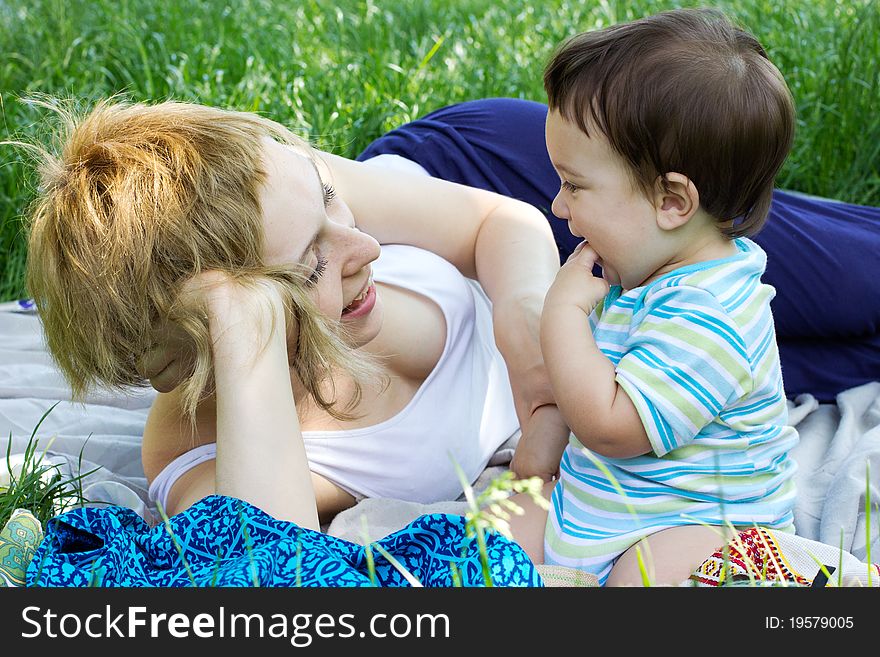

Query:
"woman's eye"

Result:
[[306, 255, 328, 287], [322, 183, 337, 206], [561, 180, 580, 193]]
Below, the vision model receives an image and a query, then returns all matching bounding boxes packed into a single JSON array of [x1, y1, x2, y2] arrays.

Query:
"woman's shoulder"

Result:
[[374, 244, 474, 305], [141, 388, 217, 483]]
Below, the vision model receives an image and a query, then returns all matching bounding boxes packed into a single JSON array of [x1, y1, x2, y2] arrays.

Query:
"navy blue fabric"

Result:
[[26, 495, 543, 587], [358, 97, 880, 400]]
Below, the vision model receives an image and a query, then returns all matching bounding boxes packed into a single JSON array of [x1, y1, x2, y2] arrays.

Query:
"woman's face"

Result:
[[259, 138, 383, 348]]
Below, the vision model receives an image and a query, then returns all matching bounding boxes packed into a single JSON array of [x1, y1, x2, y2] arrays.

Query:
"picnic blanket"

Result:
[[1, 302, 878, 578]]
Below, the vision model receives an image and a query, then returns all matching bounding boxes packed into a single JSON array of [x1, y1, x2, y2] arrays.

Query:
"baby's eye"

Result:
[[322, 183, 337, 207], [561, 180, 580, 193]]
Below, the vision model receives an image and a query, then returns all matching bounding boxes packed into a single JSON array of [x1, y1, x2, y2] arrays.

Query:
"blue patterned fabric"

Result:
[[26, 495, 542, 587]]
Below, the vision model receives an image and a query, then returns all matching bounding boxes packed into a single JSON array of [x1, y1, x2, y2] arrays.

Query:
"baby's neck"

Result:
[[680, 233, 738, 266], [642, 232, 738, 287]]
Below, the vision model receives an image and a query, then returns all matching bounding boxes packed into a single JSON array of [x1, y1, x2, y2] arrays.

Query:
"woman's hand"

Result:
[[135, 271, 227, 393], [509, 404, 570, 481], [136, 320, 197, 393], [136, 272, 295, 392]]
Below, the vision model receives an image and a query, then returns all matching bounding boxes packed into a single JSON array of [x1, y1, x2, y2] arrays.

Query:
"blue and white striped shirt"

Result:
[[544, 238, 799, 583]]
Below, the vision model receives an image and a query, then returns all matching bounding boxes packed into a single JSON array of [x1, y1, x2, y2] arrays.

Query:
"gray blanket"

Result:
[[1, 303, 878, 561]]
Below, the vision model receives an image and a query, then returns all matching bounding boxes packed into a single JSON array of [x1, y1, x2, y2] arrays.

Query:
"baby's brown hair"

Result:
[[544, 8, 795, 236]]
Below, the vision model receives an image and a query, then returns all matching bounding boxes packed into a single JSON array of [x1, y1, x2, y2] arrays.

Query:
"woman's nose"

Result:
[[551, 192, 569, 221], [340, 226, 381, 278]]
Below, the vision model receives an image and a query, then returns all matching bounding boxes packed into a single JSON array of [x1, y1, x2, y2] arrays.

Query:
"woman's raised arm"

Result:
[[322, 152, 570, 479], [188, 273, 319, 529]]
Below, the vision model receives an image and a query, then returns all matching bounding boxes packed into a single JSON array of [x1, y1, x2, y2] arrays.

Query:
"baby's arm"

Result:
[[540, 245, 651, 459]]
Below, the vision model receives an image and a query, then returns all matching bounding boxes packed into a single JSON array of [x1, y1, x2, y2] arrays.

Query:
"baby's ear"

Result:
[[653, 172, 699, 231]]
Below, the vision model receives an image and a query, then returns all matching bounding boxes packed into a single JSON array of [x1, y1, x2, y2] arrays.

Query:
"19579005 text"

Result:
[[765, 616, 854, 629]]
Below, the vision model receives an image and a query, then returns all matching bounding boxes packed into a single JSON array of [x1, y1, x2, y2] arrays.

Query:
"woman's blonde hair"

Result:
[[23, 97, 379, 424]]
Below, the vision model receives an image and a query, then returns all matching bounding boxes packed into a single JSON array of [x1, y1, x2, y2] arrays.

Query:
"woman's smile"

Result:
[[341, 277, 377, 319]]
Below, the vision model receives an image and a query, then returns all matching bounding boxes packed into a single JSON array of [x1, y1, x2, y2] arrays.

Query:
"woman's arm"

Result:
[[189, 273, 319, 529], [321, 153, 569, 471], [321, 152, 558, 285]]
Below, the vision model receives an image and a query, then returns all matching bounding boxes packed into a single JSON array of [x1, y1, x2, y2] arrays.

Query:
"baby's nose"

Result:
[[551, 193, 569, 220]]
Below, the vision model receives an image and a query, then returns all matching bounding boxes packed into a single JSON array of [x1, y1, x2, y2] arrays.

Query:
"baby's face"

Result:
[[545, 110, 663, 290]]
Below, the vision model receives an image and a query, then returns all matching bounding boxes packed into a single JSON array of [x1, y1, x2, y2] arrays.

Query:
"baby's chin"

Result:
[[597, 258, 621, 286]]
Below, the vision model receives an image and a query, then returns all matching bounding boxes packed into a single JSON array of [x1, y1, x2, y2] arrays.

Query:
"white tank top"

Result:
[[303, 243, 518, 502], [148, 243, 519, 508]]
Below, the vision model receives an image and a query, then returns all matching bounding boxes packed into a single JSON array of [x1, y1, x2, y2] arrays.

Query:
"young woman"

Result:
[[25, 98, 567, 529]]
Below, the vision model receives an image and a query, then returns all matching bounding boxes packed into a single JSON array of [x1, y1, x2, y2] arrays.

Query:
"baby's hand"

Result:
[[544, 242, 610, 315]]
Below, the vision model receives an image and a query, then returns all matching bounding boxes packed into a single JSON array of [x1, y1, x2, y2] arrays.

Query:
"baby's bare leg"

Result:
[[605, 524, 737, 587], [505, 480, 556, 565]]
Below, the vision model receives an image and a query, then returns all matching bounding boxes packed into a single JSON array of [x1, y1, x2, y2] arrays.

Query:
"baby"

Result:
[[518, 8, 800, 586]]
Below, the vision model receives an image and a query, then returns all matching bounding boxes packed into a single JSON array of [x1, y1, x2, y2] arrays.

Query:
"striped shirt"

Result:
[[544, 238, 799, 584]]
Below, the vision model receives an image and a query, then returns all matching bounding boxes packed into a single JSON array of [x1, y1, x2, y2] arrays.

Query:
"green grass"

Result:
[[0, 404, 94, 529], [1, 0, 878, 303]]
